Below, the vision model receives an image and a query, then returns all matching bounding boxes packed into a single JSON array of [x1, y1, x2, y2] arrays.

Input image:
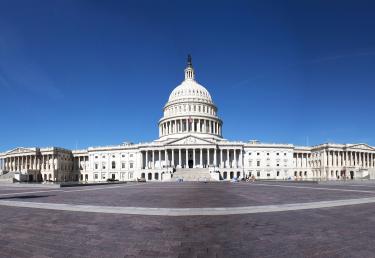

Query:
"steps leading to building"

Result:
[[0, 171, 16, 183], [172, 168, 215, 181]]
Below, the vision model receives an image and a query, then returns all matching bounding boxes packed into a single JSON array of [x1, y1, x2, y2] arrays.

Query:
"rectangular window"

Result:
[[122, 162, 125, 169], [257, 161, 260, 166], [94, 174, 98, 179], [130, 163, 134, 169], [95, 163, 98, 170], [257, 171, 260, 177], [102, 163, 106, 169], [277, 171, 280, 176]]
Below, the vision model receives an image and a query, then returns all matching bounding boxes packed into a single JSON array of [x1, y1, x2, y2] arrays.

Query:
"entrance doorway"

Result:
[[350, 171, 354, 180], [188, 160, 193, 168]]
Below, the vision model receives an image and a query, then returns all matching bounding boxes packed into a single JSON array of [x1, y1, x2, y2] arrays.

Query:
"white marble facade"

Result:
[[1, 56, 375, 182]]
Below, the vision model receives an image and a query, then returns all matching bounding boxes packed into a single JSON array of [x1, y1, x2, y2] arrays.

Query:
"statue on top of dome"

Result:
[[187, 54, 193, 67]]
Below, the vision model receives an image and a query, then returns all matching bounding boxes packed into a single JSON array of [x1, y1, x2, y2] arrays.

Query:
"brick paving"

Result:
[[1, 182, 375, 257]]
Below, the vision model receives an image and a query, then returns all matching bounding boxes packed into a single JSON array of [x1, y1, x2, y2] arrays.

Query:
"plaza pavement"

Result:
[[1, 181, 375, 257]]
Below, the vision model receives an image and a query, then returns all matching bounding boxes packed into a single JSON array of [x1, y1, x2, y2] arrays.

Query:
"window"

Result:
[[95, 163, 98, 169], [112, 155, 115, 158], [102, 163, 106, 169], [257, 153, 260, 156], [267, 153, 269, 156], [122, 154, 125, 158], [257, 171, 260, 177], [277, 171, 280, 176], [257, 161, 260, 166], [130, 163, 134, 169], [277, 153, 279, 155], [95, 156, 98, 159], [284, 153, 287, 156], [267, 173, 270, 177], [248, 153, 251, 155], [122, 162, 126, 169], [94, 174, 98, 179], [277, 164, 279, 167], [112, 161, 116, 169], [130, 154, 133, 158]]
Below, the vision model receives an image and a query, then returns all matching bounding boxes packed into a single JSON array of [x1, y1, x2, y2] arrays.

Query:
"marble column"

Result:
[[145, 151, 148, 169], [172, 149, 175, 168], [185, 149, 188, 168], [207, 148, 210, 167], [220, 149, 223, 168], [234, 149, 238, 168], [193, 149, 196, 167], [152, 150, 155, 169], [200, 148, 203, 168], [239, 149, 243, 168], [227, 149, 229, 168], [214, 148, 217, 167], [165, 149, 169, 167], [178, 149, 181, 168], [159, 150, 162, 169]]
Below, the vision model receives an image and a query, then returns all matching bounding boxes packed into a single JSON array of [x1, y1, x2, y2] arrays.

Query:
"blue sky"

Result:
[[0, 0, 374, 151]]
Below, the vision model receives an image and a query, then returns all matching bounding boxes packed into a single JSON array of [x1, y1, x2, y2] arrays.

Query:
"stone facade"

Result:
[[1, 56, 374, 182]]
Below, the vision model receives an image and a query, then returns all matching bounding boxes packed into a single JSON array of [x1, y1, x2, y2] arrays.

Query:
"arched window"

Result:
[[148, 173, 152, 180], [155, 173, 159, 180]]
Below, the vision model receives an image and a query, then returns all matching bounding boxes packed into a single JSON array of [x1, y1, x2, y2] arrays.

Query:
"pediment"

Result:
[[347, 144, 375, 151], [6, 147, 36, 155], [166, 136, 216, 146]]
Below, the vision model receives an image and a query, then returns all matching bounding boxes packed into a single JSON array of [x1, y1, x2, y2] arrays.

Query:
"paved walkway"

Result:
[[2, 196, 375, 216]]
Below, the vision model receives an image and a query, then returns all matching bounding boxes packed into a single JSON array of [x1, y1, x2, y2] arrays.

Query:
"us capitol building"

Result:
[[1, 56, 375, 183]]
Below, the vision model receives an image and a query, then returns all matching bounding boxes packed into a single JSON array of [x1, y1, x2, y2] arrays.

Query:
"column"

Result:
[[193, 149, 196, 167], [185, 149, 188, 168], [207, 148, 210, 166], [152, 150, 155, 168], [145, 151, 148, 169], [178, 149, 182, 168], [227, 149, 229, 168], [214, 148, 217, 167], [220, 149, 223, 168], [239, 149, 243, 168], [198, 119, 201, 133], [186, 119, 189, 132], [158, 150, 162, 168], [172, 149, 175, 168], [200, 148, 203, 168], [165, 149, 169, 167], [234, 149, 238, 168]]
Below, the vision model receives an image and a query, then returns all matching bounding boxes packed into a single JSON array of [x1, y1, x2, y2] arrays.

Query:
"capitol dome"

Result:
[[167, 78, 213, 104], [158, 55, 223, 141]]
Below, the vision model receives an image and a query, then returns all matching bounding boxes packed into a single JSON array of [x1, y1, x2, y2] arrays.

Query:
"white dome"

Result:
[[168, 79, 213, 104]]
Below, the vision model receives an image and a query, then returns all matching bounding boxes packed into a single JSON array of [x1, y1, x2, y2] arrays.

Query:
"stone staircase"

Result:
[[0, 171, 16, 183], [172, 168, 215, 181]]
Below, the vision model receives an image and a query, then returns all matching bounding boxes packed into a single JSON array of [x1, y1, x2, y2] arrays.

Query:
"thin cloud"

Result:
[[0, 28, 64, 100]]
